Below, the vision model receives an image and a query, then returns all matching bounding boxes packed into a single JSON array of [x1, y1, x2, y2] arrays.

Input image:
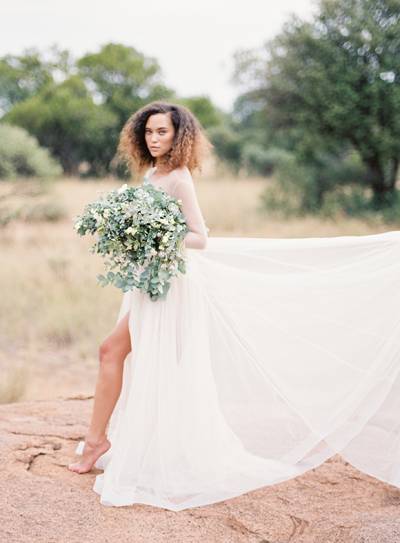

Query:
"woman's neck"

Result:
[[153, 164, 172, 175]]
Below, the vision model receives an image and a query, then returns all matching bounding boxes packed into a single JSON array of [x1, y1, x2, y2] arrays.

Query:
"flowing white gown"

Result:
[[75, 166, 400, 511]]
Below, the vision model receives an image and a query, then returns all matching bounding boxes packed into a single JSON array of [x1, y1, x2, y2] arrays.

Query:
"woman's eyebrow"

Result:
[[145, 126, 168, 130]]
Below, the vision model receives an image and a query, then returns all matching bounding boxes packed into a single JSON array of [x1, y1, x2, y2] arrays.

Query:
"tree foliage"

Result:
[[233, 0, 400, 204], [0, 45, 73, 115], [0, 43, 226, 177], [4, 76, 118, 175], [77, 43, 175, 125], [0, 123, 62, 179]]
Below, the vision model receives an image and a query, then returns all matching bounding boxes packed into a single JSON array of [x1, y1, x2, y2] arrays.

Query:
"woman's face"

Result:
[[145, 113, 175, 160]]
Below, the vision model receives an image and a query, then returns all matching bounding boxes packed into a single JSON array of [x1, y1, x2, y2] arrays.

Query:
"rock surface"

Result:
[[1, 396, 400, 543]]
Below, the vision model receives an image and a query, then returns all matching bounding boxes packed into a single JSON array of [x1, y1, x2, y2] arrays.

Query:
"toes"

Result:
[[68, 440, 110, 474], [69, 465, 83, 473], [68, 462, 86, 473]]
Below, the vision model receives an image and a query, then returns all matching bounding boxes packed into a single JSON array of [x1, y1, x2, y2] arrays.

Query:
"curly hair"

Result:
[[116, 101, 213, 181]]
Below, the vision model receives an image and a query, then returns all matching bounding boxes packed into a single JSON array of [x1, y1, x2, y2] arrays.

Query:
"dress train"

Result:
[[75, 229, 400, 511]]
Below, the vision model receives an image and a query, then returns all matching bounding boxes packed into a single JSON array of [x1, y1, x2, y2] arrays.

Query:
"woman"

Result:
[[68, 101, 400, 511], [68, 102, 211, 475]]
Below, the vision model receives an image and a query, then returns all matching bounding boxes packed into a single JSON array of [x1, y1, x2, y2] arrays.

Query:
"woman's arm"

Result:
[[173, 174, 209, 250]]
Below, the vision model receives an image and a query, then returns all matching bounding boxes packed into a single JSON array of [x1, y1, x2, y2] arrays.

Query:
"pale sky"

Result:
[[1, 0, 316, 112]]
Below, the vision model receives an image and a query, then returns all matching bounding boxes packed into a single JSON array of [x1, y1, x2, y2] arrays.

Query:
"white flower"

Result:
[[125, 226, 137, 235], [117, 183, 129, 194], [74, 177, 188, 301]]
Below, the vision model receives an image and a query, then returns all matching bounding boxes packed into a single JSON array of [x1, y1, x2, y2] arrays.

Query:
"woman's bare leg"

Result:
[[68, 311, 132, 474]]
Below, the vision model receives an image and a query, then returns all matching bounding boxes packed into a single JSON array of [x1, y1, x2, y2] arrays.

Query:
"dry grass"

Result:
[[0, 174, 394, 403]]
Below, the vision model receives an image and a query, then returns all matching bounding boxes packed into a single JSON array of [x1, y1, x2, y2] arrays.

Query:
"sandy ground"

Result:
[[1, 396, 400, 543]]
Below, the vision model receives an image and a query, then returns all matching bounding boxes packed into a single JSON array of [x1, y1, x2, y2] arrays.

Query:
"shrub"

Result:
[[0, 123, 63, 179], [241, 144, 293, 176], [260, 149, 373, 216], [206, 125, 242, 173], [18, 201, 67, 222]]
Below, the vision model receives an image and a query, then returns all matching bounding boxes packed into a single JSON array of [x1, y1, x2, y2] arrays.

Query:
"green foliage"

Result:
[[233, 0, 400, 207], [177, 96, 226, 128], [261, 148, 372, 215], [206, 125, 242, 173], [4, 76, 118, 176], [241, 144, 293, 176], [261, 146, 400, 225], [77, 43, 176, 124], [74, 182, 188, 301], [0, 43, 230, 177], [317, 185, 400, 224], [0, 123, 62, 179], [0, 50, 53, 115]]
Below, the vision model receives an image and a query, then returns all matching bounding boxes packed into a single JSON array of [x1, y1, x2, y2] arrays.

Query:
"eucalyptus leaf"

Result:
[[74, 182, 188, 301]]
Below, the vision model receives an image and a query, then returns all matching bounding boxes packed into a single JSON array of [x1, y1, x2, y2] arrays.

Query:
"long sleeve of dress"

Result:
[[173, 174, 209, 250]]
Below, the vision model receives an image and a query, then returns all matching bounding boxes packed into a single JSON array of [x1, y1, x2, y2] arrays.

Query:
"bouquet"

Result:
[[73, 183, 189, 301]]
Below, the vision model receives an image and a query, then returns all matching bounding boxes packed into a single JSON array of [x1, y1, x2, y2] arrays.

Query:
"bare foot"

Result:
[[68, 437, 111, 474]]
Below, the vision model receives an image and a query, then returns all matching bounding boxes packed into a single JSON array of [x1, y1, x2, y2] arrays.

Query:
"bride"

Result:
[[68, 100, 400, 511]]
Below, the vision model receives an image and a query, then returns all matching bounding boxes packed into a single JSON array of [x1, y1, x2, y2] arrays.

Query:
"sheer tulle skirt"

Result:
[[75, 230, 400, 510]]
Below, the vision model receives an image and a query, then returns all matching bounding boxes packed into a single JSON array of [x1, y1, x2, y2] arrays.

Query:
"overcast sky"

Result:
[[1, 0, 316, 112]]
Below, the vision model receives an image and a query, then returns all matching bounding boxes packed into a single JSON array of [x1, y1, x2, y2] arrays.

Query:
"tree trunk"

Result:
[[365, 156, 398, 207], [59, 152, 80, 177]]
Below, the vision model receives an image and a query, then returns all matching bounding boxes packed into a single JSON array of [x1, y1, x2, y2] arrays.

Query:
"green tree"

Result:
[[1, 43, 229, 176], [233, 0, 400, 205], [206, 124, 242, 173], [177, 96, 226, 128], [77, 42, 175, 124], [4, 76, 118, 175], [0, 45, 74, 116]]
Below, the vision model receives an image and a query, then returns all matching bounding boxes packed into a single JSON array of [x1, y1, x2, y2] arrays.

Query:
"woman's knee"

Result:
[[98, 339, 115, 364], [98, 334, 130, 366], [98, 313, 132, 365]]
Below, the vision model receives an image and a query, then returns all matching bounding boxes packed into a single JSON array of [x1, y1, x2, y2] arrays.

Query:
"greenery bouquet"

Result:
[[73, 183, 189, 301]]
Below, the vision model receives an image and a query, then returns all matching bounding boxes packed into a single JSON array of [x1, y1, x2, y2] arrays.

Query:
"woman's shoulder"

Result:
[[172, 164, 190, 175], [171, 165, 192, 184], [170, 166, 195, 197]]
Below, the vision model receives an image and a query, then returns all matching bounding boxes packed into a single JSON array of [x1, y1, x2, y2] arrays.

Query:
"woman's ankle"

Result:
[[85, 433, 108, 447]]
